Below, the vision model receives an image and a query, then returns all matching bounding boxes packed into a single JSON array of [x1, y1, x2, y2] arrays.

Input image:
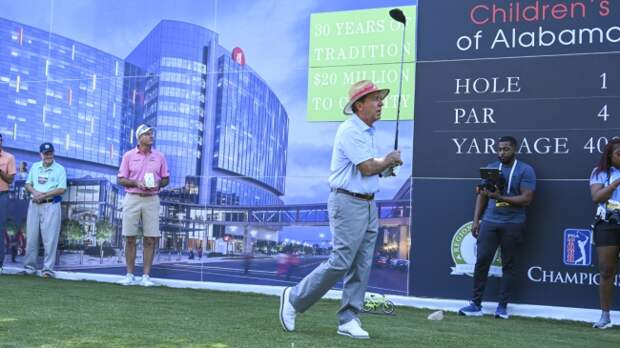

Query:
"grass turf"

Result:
[[0, 275, 618, 347]]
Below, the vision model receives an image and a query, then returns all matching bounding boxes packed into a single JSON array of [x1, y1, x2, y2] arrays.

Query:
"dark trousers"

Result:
[[0, 192, 7, 267], [472, 220, 524, 306]]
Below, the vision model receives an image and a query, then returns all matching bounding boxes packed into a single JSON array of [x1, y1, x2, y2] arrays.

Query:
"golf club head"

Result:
[[389, 8, 406, 25]]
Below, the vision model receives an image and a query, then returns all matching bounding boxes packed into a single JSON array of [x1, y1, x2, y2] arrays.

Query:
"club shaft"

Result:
[[394, 22, 406, 151]]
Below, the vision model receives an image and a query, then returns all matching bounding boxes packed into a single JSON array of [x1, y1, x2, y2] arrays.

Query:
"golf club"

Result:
[[389, 8, 406, 150], [386, 8, 407, 176]]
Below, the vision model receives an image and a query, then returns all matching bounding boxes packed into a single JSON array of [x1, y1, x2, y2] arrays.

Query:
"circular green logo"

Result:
[[450, 221, 502, 277]]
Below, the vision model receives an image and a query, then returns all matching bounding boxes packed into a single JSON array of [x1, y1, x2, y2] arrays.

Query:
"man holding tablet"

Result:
[[459, 136, 536, 319]]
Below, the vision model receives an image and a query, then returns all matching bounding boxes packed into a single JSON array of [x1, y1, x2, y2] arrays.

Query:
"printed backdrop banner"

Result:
[[411, 0, 620, 309], [307, 6, 416, 121], [1, 0, 415, 297]]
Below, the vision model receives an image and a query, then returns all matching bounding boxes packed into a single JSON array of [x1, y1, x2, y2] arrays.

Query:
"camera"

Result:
[[477, 179, 505, 193], [607, 209, 620, 224], [477, 167, 506, 193], [477, 176, 506, 193], [590, 204, 620, 229]]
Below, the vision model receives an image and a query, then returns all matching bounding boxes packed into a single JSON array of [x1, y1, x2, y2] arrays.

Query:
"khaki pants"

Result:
[[23, 201, 61, 272], [122, 194, 160, 237], [289, 192, 379, 325]]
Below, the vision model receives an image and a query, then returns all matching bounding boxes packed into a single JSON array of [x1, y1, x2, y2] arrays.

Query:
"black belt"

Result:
[[333, 188, 374, 201], [128, 192, 158, 197], [33, 198, 56, 204]]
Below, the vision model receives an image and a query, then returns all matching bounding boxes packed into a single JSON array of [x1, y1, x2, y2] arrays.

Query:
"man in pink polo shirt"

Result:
[[0, 134, 16, 274], [117, 124, 169, 286]]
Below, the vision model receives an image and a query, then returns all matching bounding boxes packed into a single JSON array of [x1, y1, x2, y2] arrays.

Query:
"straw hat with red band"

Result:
[[343, 80, 390, 115]]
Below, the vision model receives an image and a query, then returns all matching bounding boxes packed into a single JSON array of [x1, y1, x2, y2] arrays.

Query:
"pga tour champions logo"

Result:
[[451, 221, 502, 277], [563, 229, 592, 266]]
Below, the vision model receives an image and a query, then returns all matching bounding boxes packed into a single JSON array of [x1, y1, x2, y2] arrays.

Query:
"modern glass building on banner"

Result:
[[0, 18, 288, 206], [0, 18, 124, 182]]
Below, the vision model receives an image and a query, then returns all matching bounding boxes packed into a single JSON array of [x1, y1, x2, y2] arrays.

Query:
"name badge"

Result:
[[496, 201, 511, 208], [606, 200, 620, 211]]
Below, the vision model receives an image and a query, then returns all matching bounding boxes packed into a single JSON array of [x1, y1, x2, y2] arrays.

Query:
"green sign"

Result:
[[307, 6, 416, 122]]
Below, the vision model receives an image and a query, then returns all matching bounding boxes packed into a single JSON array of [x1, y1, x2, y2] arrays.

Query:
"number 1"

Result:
[[601, 73, 607, 90]]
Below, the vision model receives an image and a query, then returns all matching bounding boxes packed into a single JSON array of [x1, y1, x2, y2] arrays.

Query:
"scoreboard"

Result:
[[411, 0, 620, 308]]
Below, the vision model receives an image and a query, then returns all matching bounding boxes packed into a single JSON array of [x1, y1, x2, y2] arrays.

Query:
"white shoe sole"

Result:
[[459, 310, 483, 317], [118, 280, 137, 286], [279, 287, 293, 332], [593, 323, 613, 329], [337, 330, 369, 339]]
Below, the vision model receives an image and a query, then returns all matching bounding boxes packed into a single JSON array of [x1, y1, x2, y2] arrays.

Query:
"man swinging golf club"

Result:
[[278, 80, 402, 339]]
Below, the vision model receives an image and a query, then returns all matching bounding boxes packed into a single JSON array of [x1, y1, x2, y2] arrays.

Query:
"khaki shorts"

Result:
[[122, 193, 160, 237]]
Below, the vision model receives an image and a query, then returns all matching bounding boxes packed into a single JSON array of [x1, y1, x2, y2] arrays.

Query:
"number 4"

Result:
[[598, 105, 610, 121]]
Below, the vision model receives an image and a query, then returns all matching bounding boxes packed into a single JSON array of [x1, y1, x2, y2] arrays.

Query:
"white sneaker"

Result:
[[593, 313, 613, 329], [279, 286, 296, 331], [337, 319, 370, 339], [118, 273, 137, 286], [20, 267, 36, 276], [140, 275, 156, 287]]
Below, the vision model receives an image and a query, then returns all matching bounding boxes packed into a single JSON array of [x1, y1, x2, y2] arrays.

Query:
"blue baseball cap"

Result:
[[39, 142, 55, 153]]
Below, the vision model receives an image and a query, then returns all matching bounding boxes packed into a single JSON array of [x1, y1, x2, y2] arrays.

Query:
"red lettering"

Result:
[[600, 0, 610, 16], [492, 4, 507, 24], [471, 1, 589, 26], [470, 5, 489, 25], [570, 2, 587, 18], [541, 4, 550, 21], [522, 3, 540, 22], [551, 4, 568, 20]]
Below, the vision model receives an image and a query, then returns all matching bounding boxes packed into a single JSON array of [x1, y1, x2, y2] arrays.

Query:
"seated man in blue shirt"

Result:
[[278, 80, 402, 339], [459, 136, 536, 319]]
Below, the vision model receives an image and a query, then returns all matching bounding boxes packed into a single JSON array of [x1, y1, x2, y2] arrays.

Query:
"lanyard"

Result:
[[499, 160, 517, 194]]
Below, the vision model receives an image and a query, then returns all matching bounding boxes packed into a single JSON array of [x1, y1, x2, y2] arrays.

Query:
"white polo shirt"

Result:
[[328, 114, 378, 194]]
